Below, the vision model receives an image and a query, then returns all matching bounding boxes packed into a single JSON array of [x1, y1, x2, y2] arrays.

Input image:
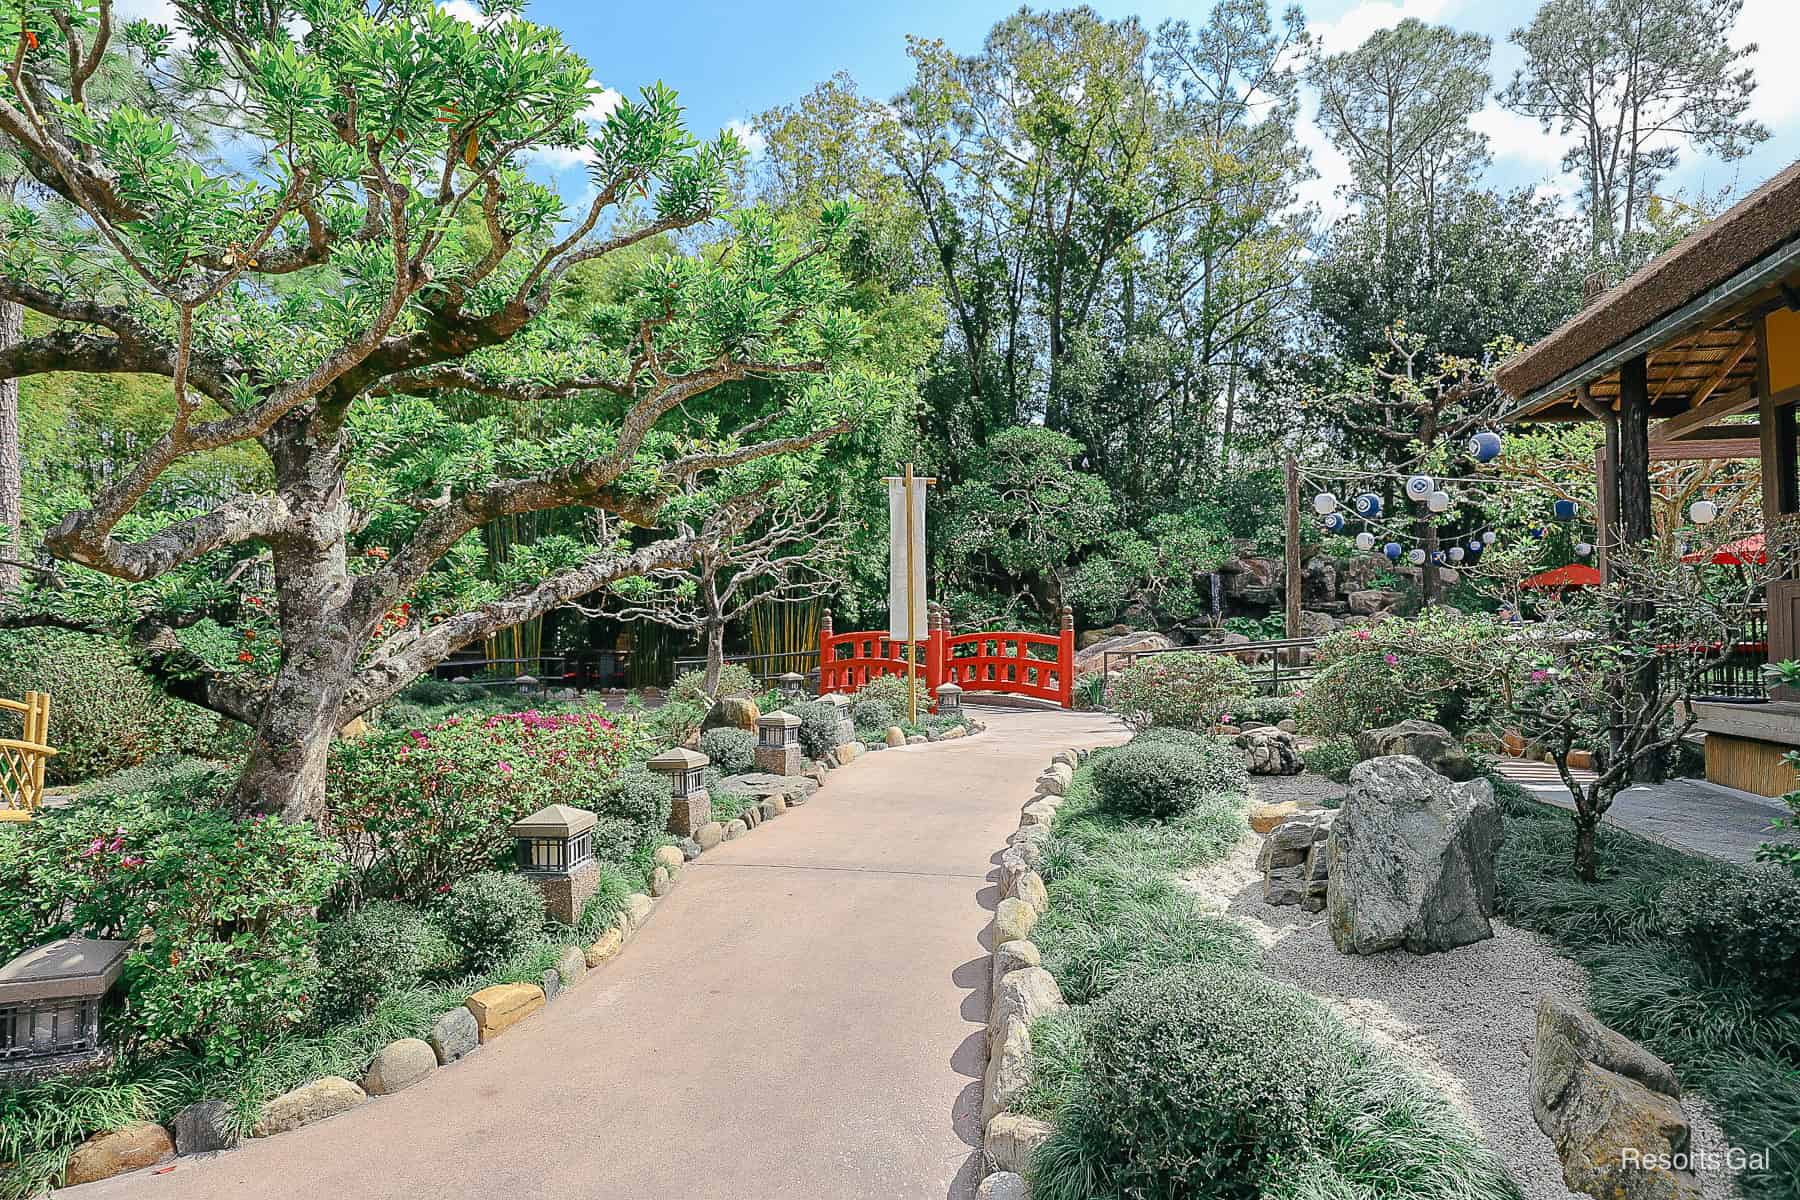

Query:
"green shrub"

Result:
[[75, 758, 233, 807], [1035, 963, 1342, 1200], [323, 708, 637, 903], [852, 673, 913, 716], [1295, 611, 1499, 738], [1661, 866, 1800, 999], [1302, 737, 1359, 783], [851, 696, 897, 731], [1105, 652, 1252, 731], [1232, 694, 1296, 726], [1092, 742, 1211, 820], [440, 872, 544, 971], [670, 663, 755, 706], [317, 902, 431, 1016], [697, 726, 756, 775], [0, 630, 234, 784], [1071, 671, 1107, 712], [595, 768, 671, 845], [790, 700, 843, 760], [575, 862, 637, 939]]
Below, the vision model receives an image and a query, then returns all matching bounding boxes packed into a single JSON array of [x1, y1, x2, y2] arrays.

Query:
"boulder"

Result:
[[465, 983, 546, 1043], [1248, 800, 1299, 834], [1037, 763, 1074, 795], [1348, 588, 1403, 616], [978, 1172, 1030, 1200], [540, 967, 561, 1002], [985, 1112, 1054, 1175], [715, 771, 820, 807], [252, 1077, 366, 1137], [837, 740, 863, 764], [362, 1038, 436, 1096], [1019, 800, 1058, 827], [1532, 994, 1699, 1200], [173, 1101, 238, 1156], [991, 939, 1041, 995], [991, 897, 1039, 946], [722, 818, 748, 841], [427, 1006, 479, 1065], [623, 892, 654, 930], [651, 865, 674, 896], [886, 726, 907, 747], [1239, 727, 1303, 776], [1014, 870, 1049, 914], [1355, 719, 1476, 781], [63, 1122, 174, 1185], [701, 695, 760, 732], [555, 944, 587, 988], [1073, 630, 1174, 675], [990, 966, 1064, 1042], [983, 1014, 1033, 1123], [1327, 756, 1502, 954], [653, 844, 685, 872], [585, 926, 625, 968], [1260, 809, 1335, 911], [695, 821, 724, 851]]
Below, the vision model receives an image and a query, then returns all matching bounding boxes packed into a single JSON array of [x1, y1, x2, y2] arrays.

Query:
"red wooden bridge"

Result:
[[818, 607, 1077, 709]]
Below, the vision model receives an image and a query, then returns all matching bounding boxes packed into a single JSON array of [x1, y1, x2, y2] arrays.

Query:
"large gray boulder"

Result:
[[1072, 630, 1173, 675], [1355, 719, 1476, 781], [714, 772, 819, 806], [1327, 755, 1502, 954], [1238, 727, 1302, 776], [1531, 994, 1700, 1200]]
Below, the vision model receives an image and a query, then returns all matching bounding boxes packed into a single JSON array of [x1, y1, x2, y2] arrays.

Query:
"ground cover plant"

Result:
[[1017, 735, 1520, 1200], [1494, 778, 1800, 1199]]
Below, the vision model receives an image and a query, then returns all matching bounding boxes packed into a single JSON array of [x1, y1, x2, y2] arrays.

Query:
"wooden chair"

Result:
[[0, 692, 55, 822]]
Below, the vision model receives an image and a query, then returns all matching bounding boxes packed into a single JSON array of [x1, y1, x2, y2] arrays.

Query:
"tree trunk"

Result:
[[1573, 802, 1598, 883], [703, 616, 726, 697], [0, 297, 21, 602]]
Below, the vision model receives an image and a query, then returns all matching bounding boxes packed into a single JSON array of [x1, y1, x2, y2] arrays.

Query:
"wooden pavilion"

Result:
[[1496, 159, 1800, 795]]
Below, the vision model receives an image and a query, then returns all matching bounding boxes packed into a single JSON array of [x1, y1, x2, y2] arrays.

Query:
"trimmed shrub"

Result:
[[670, 663, 755, 706], [1035, 963, 1343, 1200], [1232, 694, 1296, 726], [440, 871, 544, 971], [697, 726, 756, 775], [1661, 866, 1800, 999], [75, 758, 232, 807], [1302, 737, 1359, 784], [317, 902, 431, 1016], [852, 673, 913, 717], [851, 697, 897, 731], [1105, 652, 1252, 731], [1092, 742, 1213, 820], [0, 630, 233, 784], [790, 700, 843, 760], [595, 768, 671, 845]]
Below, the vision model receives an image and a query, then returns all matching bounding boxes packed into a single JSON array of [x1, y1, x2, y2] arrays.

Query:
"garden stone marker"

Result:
[[1238, 727, 1302, 775], [1355, 719, 1475, 781], [1260, 810, 1334, 911], [1327, 755, 1501, 954], [1531, 994, 1701, 1200]]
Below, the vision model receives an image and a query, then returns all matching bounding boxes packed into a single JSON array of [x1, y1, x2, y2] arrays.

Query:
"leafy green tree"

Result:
[[1502, 0, 1767, 267], [1069, 509, 1234, 629], [0, 0, 891, 819]]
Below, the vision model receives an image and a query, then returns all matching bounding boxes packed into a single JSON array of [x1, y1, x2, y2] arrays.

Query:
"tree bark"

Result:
[[0, 297, 21, 602], [703, 616, 726, 697], [1617, 354, 1660, 783]]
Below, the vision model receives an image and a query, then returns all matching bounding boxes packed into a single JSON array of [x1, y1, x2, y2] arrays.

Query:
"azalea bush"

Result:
[[1296, 611, 1501, 737], [323, 709, 642, 905], [1105, 653, 1253, 731]]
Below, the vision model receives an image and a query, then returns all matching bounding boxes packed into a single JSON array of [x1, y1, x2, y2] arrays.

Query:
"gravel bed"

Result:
[[1249, 773, 1346, 810], [1185, 830, 1738, 1200]]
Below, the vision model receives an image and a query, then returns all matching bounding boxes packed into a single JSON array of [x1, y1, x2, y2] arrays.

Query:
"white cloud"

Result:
[[1307, 0, 1452, 55], [581, 86, 623, 125], [726, 118, 767, 159], [1470, 104, 1562, 172], [523, 82, 621, 174], [1736, 0, 1800, 127], [437, 0, 485, 23]]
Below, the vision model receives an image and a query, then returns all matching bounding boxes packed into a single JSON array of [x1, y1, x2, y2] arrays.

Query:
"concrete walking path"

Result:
[[68, 708, 1125, 1200]]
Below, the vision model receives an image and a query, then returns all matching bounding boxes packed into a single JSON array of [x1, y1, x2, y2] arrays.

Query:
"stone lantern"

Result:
[[509, 804, 599, 925], [648, 747, 711, 837], [755, 710, 803, 775], [777, 672, 806, 701], [821, 692, 855, 747], [0, 937, 129, 1083], [935, 681, 964, 717]]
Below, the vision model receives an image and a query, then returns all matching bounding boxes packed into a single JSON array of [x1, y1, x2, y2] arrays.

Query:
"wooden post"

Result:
[[1058, 606, 1076, 709], [904, 462, 919, 725], [1618, 356, 1653, 544], [1283, 454, 1302, 666], [818, 610, 833, 696]]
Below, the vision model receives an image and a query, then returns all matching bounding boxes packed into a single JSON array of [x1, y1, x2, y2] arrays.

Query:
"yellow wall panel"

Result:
[[1769, 305, 1800, 397]]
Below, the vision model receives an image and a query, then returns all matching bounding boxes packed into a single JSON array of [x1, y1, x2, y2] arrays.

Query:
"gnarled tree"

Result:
[[0, 0, 890, 819]]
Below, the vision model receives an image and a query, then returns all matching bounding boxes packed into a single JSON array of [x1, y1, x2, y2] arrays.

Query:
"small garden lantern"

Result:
[[778, 672, 806, 700], [935, 682, 964, 717], [755, 710, 803, 776], [1689, 499, 1718, 526], [509, 804, 599, 924], [821, 692, 855, 746], [649, 747, 712, 837], [0, 937, 128, 1083]]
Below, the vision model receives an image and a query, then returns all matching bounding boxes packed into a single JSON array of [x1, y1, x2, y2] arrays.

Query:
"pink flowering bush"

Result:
[[1105, 653, 1254, 732], [324, 708, 642, 904], [1295, 611, 1501, 738]]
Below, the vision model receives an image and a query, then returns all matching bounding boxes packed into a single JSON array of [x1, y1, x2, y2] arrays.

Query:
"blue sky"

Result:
[[496, 0, 1800, 219]]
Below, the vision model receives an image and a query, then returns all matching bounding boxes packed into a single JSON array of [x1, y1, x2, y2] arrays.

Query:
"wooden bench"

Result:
[[0, 692, 55, 822]]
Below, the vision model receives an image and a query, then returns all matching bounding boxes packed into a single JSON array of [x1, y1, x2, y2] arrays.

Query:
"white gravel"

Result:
[[1185, 813, 1739, 1200]]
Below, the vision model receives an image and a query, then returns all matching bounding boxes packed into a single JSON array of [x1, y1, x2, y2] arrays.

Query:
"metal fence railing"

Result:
[[429, 652, 632, 691], [671, 651, 821, 687], [1100, 637, 1323, 698]]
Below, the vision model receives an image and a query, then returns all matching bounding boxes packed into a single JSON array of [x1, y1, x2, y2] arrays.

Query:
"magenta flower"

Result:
[[1384, 653, 1398, 666]]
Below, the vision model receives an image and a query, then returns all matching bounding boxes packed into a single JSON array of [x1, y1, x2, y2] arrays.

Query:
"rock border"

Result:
[[976, 745, 1088, 1195], [61, 719, 994, 1191]]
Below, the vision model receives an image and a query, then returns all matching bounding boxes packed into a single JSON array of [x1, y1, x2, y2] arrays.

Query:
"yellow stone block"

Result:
[[465, 982, 545, 1043]]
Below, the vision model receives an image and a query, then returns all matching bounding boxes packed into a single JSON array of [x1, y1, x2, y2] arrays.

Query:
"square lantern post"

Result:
[[508, 804, 599, 925], [0, 937, 129, 1085], [755, 710, 803, 776], [935, 681, 964, 718], [648, 748, 711, 838]]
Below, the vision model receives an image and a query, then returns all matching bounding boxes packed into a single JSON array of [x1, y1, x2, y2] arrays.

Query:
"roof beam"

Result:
[[1650, 383, 1755, 445]]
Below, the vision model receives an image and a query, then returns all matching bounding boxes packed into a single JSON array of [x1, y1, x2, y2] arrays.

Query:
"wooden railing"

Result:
[[819, 608, 1077, 709], [0, 692, 55, 822]]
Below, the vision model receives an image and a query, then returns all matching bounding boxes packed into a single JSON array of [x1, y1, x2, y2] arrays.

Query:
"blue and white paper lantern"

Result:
[[1689, 499, 1718, 526], [1468, 431, 1503, 463], [1406, 475, 1435, 502], [1322, 512, 1346, 532], [1354, 532, 1376, 552], [1383, 542, 1403, 561], [1408, 547, 1428, 566], [1312, 492, 1338, 516], [1447, 546, 1465, 563], [1482, 530, 1497, 546], [1552, 498, 1578, 521], [1427, 489, 1452, 513], [1574, 542, 1594, 558], [1354, 492, 1383, 518]]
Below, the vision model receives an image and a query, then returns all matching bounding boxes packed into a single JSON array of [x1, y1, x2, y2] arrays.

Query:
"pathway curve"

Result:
[[69, 708, 1125, 1200]]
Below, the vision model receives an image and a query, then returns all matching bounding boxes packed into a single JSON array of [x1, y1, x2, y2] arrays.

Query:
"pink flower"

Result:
[[81, 838, 103, 858], [498, 761, 513, 775], [1384, 653, 1398, 666], [1529, 669, 1548, 682], [1354, 630, 1371, 641]]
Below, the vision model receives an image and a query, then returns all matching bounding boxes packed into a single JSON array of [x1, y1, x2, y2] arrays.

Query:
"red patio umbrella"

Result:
[[1681, 533, 1764, 566], [1520, 563, 1602, 590]]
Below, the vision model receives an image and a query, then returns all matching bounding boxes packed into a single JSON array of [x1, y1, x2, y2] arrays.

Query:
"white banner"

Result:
[[887, 476, 928, 641]]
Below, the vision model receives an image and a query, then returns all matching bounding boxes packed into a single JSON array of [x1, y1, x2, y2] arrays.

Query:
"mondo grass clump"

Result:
[[1019, 736, 1519, 1200], [1494, 777, 1800, 1200]]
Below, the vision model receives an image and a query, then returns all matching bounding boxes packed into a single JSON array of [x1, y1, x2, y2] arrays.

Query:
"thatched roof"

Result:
[[1497, 159, 1800, 419]]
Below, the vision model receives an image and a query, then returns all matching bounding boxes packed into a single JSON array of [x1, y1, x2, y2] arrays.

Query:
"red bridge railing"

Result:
[[819, 607, 1075, 709]]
